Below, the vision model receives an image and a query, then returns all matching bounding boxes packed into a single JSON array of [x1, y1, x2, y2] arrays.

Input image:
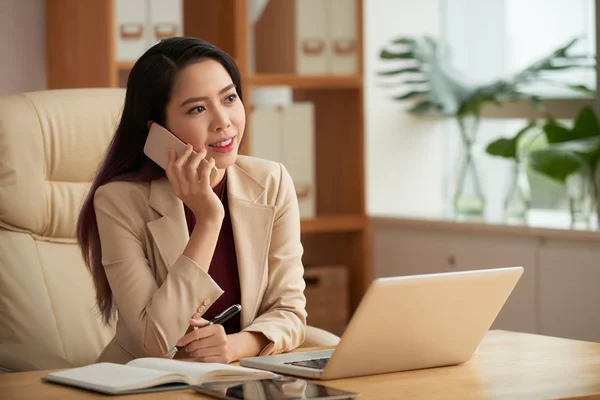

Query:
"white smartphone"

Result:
[[143, 122, 191, 170]]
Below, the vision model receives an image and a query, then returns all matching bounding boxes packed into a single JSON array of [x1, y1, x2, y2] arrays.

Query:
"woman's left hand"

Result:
[[176, 318, 234, 363]]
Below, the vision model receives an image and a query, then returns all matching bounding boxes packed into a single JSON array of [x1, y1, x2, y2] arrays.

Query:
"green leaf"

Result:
[[567, 84, 596, 95], [486, 138, 516, 158], [377, 67, 421, 76], [408, 100, 435, 114], [572, 106, 600, 139], [403, 80, 429, 85], [529, 149, 586, 183], [543, 120, 573, 143], [551, 37, 579, 59], [393, 91, 429, 101], [548, 136, 600, 168], [540, 64, 587, 70], [391, 37, 416, 45], [547, 136, 600, 153], [485, 121, 537, 159], [379, 50, 415, 60]]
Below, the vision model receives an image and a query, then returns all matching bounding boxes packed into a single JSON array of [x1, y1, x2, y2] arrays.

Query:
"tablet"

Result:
[[191, 376, 359, 400]]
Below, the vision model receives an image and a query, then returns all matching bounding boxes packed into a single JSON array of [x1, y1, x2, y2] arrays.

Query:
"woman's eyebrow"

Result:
[[180, 83, 236, 107]]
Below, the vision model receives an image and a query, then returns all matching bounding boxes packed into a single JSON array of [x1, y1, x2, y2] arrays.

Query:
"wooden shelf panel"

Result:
[[247, 74, 362, 89], [301, 215, 365, 233], [116, 61, 135, 70]]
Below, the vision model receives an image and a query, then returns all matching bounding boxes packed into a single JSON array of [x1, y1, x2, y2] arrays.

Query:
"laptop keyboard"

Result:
[[284, 357, 330, 370]]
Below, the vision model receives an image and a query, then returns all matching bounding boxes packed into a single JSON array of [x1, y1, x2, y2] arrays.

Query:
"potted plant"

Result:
[[527, 106, 600, 227], [377, 36, 594, 220]]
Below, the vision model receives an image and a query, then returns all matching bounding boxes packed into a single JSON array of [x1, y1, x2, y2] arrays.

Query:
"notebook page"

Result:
[[128, 358, 277, 383], [43, 363, 188, 393]]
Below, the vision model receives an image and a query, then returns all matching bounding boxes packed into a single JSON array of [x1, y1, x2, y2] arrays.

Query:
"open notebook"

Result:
[[42, 357, 279, 395]]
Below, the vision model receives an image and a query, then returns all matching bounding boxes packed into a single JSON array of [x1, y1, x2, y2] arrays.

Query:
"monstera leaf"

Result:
[[378, 36, 473, 116], [377, 36, 594, 119]]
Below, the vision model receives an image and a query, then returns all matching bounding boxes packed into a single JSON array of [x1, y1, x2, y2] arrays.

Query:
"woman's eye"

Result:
[[188, 105, 206, 114], [225, 94, 238, 103]]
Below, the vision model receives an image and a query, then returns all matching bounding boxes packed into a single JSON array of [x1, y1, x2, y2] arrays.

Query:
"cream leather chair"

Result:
[[0, 89, 339, 373]]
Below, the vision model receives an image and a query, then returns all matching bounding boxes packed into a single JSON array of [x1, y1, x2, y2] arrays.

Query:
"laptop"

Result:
[[240, 266, 523, 380]]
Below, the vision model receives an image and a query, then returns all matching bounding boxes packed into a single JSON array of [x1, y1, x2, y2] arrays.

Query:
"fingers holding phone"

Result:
[[198, 156, 217, 186], [184, 146, 207, 189], [171, 144, 197, 195]]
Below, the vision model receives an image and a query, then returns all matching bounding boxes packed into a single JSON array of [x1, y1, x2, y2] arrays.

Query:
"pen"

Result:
[[165, 304, 242, 356]]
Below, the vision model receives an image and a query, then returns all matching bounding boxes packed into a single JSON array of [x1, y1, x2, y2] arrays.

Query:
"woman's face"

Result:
[[165, 58, 245, 170]]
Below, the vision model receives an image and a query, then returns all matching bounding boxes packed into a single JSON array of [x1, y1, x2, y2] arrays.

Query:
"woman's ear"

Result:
[[147, 120, 153, 130]]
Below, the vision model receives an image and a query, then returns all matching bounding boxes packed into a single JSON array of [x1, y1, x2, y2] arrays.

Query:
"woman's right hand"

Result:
[[165, 144, 225, 225]]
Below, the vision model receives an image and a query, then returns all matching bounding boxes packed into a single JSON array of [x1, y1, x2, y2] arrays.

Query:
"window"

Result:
[[440, 0, 596, 98], [439, 0, 596, 218]]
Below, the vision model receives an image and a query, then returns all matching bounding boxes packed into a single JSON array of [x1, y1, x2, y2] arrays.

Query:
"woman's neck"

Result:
[[210, 167, 227, 188]]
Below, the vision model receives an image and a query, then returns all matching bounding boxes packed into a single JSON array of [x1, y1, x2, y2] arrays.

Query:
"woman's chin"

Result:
[[212, 152, 238, 170]]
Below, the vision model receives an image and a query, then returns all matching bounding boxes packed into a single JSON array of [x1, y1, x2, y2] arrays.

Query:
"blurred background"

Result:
[[1, 0, 599, 346]]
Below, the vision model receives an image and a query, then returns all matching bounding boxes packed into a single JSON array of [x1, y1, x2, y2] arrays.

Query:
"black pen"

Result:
[[165, 304, 242, 356]]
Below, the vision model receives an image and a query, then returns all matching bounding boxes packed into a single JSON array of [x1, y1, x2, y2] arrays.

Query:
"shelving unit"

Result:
[[246, 75, 363, 89], [46, 0, 370, 322]]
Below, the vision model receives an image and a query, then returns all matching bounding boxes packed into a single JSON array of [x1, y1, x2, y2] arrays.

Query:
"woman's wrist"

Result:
[[228, 331, 271, 362], [183, 220, 222, 271]]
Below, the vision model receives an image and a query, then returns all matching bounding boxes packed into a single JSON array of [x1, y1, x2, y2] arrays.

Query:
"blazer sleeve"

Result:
[[93, 183, 224, 358], [242, 163, 308, 355]]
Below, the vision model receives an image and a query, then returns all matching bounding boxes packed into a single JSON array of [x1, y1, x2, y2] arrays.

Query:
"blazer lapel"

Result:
[[227, 163, 275, 328], [146, 178, 189, 272]]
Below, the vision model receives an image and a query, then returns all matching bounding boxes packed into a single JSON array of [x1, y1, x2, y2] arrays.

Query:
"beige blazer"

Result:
[[93, 155, 307, 364]]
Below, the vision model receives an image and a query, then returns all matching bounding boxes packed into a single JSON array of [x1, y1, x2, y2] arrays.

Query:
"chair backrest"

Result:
[[0, 88, 126, 370]]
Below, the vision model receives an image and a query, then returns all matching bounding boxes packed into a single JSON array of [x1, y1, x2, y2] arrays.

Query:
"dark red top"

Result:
[[183, 173, 242, 334]]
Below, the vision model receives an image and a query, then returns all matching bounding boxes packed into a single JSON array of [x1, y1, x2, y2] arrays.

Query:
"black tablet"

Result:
[[191, 376, 360, 400]]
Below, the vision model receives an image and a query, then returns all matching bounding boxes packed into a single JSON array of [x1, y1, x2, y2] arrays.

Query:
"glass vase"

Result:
[[503, 159, 530, 225], [453, 117, 485, 220], [566, 168, 594, 229]]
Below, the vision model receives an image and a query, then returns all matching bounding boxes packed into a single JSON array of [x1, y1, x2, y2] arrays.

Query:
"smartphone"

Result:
[[143, 122, 191, 170], [190, 376, 360, 400]]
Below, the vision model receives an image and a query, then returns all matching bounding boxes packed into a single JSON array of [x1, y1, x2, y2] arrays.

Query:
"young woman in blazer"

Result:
[[77, 37, 307, 364]]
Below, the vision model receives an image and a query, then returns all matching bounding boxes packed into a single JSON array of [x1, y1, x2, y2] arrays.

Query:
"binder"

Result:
[[148, 0, 183, 48], [115, 0, 183, 62], [251, 104, 316, 219], [115, 0, 149, 62], [295, 0, 330, 75], [329, 0, 358, 74], [252, 0, 358, 75], [281, 103, 316, 219]]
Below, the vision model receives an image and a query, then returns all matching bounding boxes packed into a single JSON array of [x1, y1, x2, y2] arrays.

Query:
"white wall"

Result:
[[364, 0, 445, 218], [0, 0, 47, 95]]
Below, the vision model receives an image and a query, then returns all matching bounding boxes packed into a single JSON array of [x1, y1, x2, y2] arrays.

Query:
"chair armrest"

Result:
[[0, 344, 73, 373], [300, 326, 340, 348]]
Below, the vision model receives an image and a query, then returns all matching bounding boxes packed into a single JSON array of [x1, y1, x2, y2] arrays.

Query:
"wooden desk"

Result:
[[1, 331, 599, 399]]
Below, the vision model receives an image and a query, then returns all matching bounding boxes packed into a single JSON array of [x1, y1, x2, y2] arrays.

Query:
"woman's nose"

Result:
[[212, 106, 231, 131]]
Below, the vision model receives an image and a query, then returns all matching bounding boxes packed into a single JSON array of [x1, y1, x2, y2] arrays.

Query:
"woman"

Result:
[[77, 37, 307, 364]]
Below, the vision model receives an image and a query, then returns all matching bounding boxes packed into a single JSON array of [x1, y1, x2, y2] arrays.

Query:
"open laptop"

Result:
[[240, 266, 523, 380]]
